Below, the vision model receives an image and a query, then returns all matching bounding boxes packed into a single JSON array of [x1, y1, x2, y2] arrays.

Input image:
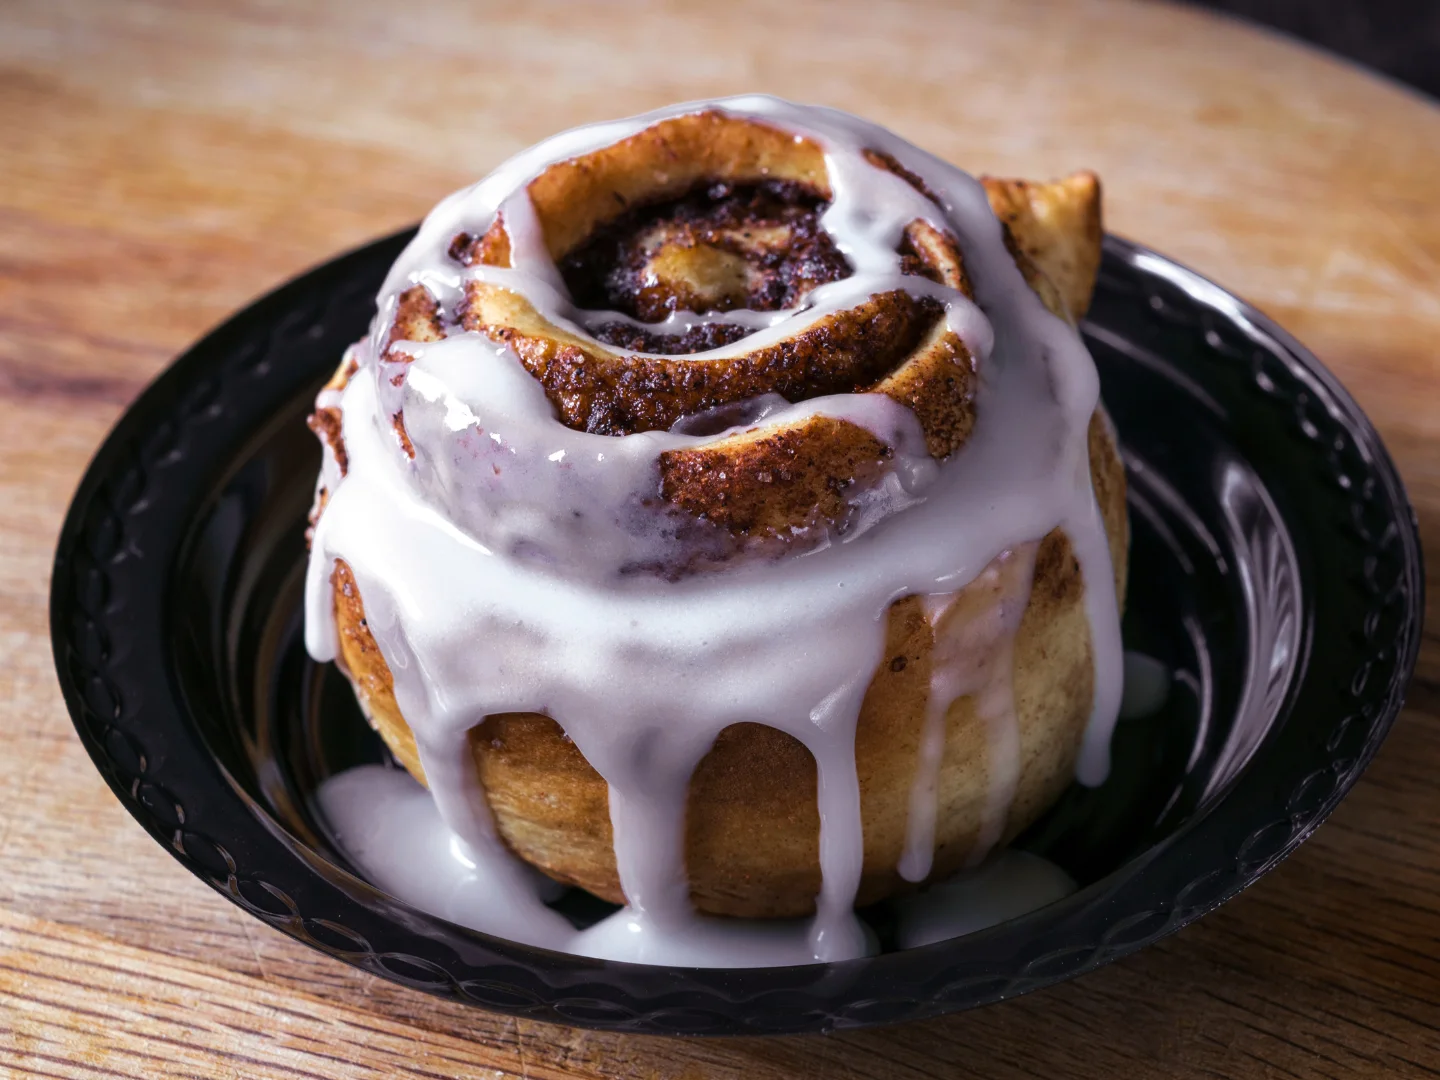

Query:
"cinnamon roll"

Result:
[[306, 97, 1125, 966]]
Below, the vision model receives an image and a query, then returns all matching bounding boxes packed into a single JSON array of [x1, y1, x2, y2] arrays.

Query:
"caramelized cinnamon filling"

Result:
[[483, 292, 945, 436], [556, 180, 851, 353]]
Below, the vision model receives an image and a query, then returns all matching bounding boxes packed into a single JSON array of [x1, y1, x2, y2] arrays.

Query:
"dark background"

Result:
[[1196, 0, 1440, 99]]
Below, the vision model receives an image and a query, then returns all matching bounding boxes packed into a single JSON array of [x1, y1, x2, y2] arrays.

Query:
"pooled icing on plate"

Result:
[[305, 96, 1122, 967]]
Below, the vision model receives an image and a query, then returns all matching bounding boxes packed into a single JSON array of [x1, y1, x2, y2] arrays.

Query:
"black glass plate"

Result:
[[50, 233, 1423, 1036]]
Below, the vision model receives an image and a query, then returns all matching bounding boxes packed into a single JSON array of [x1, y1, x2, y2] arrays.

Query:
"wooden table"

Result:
[[2, 1, 1437, 1075]]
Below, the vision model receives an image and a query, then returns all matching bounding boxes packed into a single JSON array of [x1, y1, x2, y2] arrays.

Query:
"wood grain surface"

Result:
[[1, 0, 1438, 1076]]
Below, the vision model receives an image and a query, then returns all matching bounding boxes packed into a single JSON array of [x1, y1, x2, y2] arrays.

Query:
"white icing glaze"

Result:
[[892, 849, 1076, 949], [1120, 651, 1172, 720], [306, 96, 1123, 968], [316, 766, 1065, 960], [317, 765, 574, 949]]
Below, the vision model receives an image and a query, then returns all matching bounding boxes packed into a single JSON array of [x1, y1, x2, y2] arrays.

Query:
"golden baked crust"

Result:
[[983, 171, 1103, 322]]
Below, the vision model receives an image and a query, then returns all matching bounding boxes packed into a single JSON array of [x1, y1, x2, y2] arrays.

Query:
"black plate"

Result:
[[51, 233, 1423, 1036]]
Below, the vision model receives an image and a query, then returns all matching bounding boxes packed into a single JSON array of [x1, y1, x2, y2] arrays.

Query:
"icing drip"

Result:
[[306, 96, 1124, 967], [899, 542, 1038, 883]]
